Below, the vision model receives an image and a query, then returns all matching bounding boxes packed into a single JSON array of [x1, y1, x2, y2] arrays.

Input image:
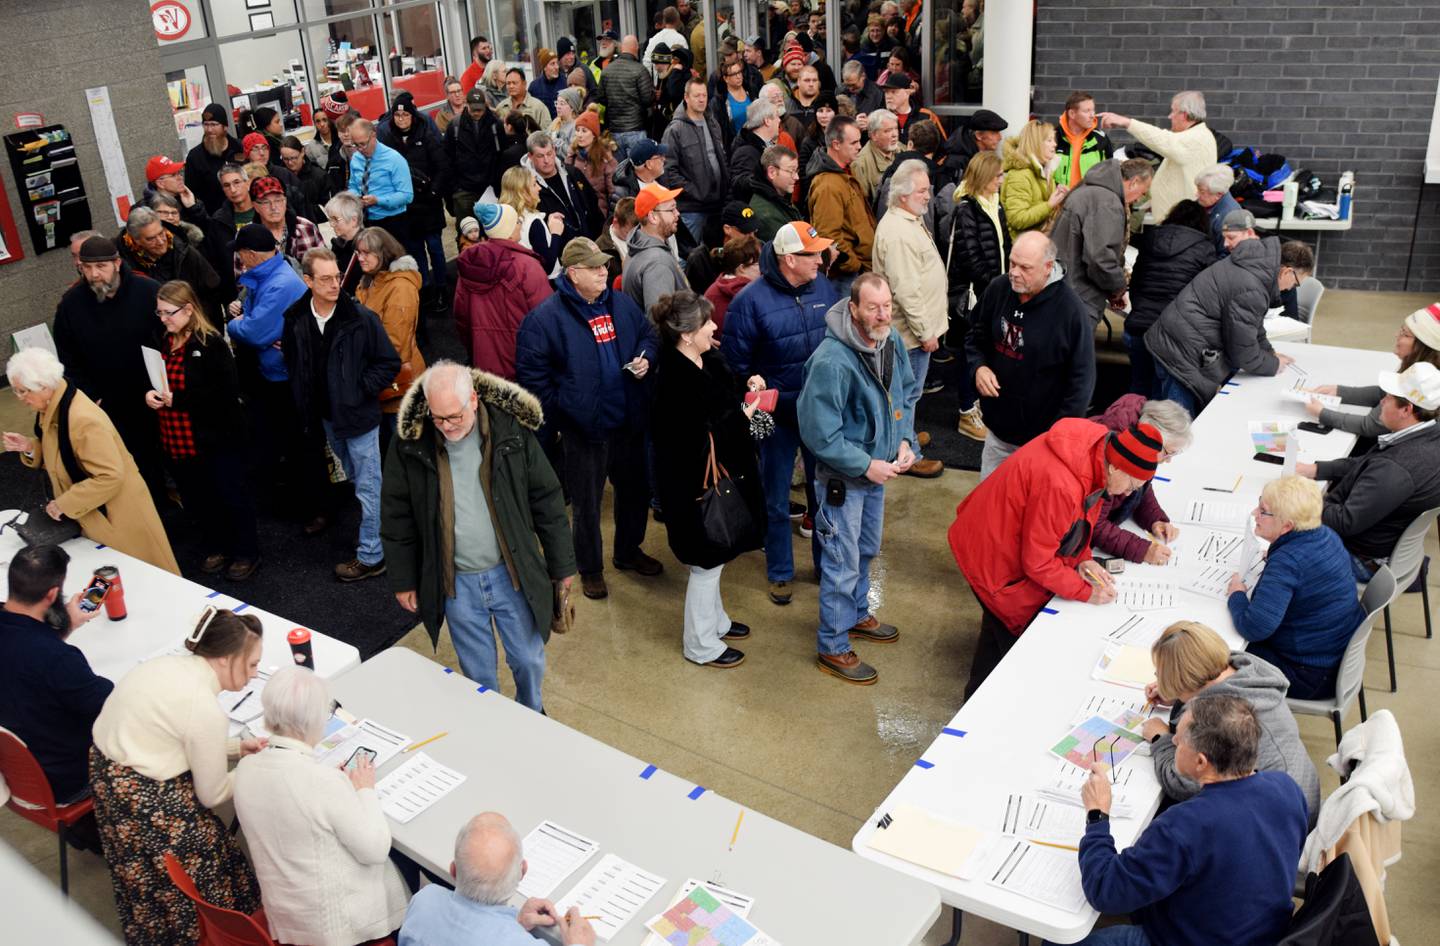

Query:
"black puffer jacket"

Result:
[[1124, 223, 1217, 337], [946, 194, 1011, 301], [728, 127, 769, 201], [1144, 236, 1283, 407], [597, 53, 654, 133], [445, 107, 505, 197], [378, 105, 452, 235]]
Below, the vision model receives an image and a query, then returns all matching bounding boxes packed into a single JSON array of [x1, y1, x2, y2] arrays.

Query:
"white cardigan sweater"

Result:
[[233, 736, 410, 946], [1125, 118, 1218, 220]]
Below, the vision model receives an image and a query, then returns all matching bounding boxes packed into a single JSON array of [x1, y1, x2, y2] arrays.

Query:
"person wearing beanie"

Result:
[[529, 48, 568, 118], [184, 102, 245, 214], [1302, 302, 1440, 439], [565, 109, 617, 219], [445, 86, 506, 236], [252, 105, 284, 154], [1088, 394, 1191, 565], [950, 418, 1163, 697], [453, 203, 552, 378], [457, 214, 482, 252], [550, 86, 585, 156]]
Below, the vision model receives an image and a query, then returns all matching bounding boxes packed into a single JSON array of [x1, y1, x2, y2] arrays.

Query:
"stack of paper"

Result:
[[1113, 579, 1176, 612], [1102, 614, 1162, 647], [1067, 693, 1166, 728], [1000, 793, 1086, 846], [982, 839, 1089, 913], [1187, 528, 1246, 565], [218, 667, 275, 723], [374, 752, 465, 824], [1282, 387, 1340, 409], [1038, 760, 1137, 818], [865, 803, 985, 879], [1183, 564, 1233, 599], [1092, 644, 1155, 689], [555, 853, 667, 941], [1180, 500, 1250, 531]]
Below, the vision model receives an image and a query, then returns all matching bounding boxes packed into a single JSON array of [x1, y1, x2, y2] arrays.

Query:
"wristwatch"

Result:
[[1086, 808, 1109, 825]]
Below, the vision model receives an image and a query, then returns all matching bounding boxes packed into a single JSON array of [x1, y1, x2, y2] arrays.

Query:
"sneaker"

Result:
[[917, 431, 931, 449], [613, 551, 664, 576], [849, 615, 900, 643], [903, 458, 945, 478], [768, 580, 792, 605], [799, 515, 813, 538], [225, 558, 260, 581], [923, 378, 945, 395], [723, 621, 751, 640], [335, 558, 386, 582], [788, 500, 805, 519], [816, 651, 878, 685], [957, 406, 989, 442], [581, 572, 608, 599], [200, 553, 228, 575], [931, 347, 956, 365]]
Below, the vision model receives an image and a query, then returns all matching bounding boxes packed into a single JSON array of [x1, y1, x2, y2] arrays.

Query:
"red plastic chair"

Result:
[[163, 853, 397, 946], [0, 729, 95, 895]]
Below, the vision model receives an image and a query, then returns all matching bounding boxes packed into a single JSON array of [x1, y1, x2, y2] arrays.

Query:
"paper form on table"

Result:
[[555, 853, 667, 941], [314, 718, 412, 770], [983, 838, 1089, 913], [1000, 793, 1087, 846], [515, 821, 600, 899], [374, 752, 465, 824]]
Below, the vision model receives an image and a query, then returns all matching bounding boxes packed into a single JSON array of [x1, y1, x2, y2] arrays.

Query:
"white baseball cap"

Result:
[[1378, 361, 1440, 411]]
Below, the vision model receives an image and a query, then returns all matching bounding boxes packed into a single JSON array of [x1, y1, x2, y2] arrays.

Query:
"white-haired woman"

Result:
[[3, 348, 178, 573], [234, 666, 410, 946], [324, 190, 366, 292], [1090, 395, 1193, 564]]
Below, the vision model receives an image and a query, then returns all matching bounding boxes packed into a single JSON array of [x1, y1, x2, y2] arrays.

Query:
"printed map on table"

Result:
[[644, 886, 777, 946], [1050, 715, 1146, 773]]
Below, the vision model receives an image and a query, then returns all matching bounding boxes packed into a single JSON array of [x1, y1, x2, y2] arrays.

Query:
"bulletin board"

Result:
[[3, 124, 93, 255], [0, 163, 22, 265]]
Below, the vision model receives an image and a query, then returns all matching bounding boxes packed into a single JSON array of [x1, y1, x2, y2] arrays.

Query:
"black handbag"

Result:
[[10, 507, 81, 547], [698, 432, 756, 552]]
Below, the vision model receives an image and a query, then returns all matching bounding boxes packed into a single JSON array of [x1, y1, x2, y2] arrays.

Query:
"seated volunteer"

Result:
[[951, 420, 1163, 698], [1226, 476, 1366, 700], [1090, 396, 1192, 565], [1304, 302, 1440, 438], [1297, 362, 1440, 580], [1141, 621, 1320, 827], [1066, 693, 1307, 946]]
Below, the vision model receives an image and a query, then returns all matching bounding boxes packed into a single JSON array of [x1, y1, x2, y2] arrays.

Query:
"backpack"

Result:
[[1223, 147, 1294, 200]]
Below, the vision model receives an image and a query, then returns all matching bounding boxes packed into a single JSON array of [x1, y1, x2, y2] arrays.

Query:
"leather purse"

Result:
[[698, 432, 757, 552], [9, 507, 81, 547], [380, 360, 418, 404]]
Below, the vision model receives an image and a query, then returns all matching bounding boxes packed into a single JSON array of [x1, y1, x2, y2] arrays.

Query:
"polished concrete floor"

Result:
[[3, 289, 1438, 944]]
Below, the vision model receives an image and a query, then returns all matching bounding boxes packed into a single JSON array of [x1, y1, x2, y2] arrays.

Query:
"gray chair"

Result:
[[1363, 505, 1440, 692], [1295, 276, 1325, 341], [1291, 565, 1397, 746]]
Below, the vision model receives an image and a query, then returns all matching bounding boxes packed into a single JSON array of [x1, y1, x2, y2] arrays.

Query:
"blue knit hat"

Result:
[[475, 203, 503, 231]]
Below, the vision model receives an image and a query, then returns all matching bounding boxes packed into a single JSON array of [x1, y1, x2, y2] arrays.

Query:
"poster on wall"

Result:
[[84, 86, 135, 225], [2, 124, 91, 255]]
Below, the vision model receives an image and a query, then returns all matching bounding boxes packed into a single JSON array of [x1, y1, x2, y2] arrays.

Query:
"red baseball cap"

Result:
[[145, 155, 185, 183]]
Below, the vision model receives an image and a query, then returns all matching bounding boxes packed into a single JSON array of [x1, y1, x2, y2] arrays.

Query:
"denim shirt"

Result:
[[399, 885, 578, 946]]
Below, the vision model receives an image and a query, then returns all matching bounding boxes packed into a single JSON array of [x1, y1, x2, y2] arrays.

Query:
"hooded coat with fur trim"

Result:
[[356, 254, 426, 414], [380, 368, 576, 648]]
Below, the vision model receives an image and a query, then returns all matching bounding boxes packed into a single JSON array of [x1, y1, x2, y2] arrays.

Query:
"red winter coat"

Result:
[[452, 240, 553, 380], [702, 273, 753, 339], [950, 418, 1110, 632]]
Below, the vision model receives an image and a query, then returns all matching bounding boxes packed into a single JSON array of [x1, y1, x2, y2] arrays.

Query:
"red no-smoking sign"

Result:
[[152, 1, 193, 40]]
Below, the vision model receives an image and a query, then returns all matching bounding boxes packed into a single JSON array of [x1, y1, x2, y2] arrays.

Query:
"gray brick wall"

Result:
[[1032, 0, 1440, 292], [0, 1, 179, 343]]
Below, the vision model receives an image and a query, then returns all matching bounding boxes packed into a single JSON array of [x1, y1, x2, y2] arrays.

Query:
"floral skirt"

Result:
[[89, 746, 260, 946]]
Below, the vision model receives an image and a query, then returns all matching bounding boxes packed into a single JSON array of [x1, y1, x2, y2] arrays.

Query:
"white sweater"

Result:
[[1125, 118, 1217, 220], [91, 654, 239, 807], [234, 736, 410, 946]]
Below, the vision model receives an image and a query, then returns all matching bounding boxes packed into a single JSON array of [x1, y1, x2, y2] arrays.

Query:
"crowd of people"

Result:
[[0, 8, 1426, 946]]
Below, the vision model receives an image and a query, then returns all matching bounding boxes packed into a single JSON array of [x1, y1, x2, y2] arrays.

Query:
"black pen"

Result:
[[230, 690, 253, 713]]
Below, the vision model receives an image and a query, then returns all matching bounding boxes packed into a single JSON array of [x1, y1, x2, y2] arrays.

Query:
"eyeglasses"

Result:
[[309, 273, 342, 285], [430, 409, 467, 427], [156, 305, 188, 319], [1255, 507, 1275, 519], [256, 196, 287, 208]]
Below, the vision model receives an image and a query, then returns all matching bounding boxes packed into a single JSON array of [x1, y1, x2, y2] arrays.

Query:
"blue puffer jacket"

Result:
[[230, 253, 308, 382], [514, 275, 657, 442], [719, 243, 838, 427], [1227, 525, 1367, 669]]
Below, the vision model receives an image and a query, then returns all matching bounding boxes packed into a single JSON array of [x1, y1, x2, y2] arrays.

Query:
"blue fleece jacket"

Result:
[[529, 73, 567, 116], [1079, 771, 1307, 946], [349, 139, 414, 219], [514, 275, 657, 440], [230, 253, 307, 382], [1228, 525, 1366, 668], [797, 299, 918, 480]]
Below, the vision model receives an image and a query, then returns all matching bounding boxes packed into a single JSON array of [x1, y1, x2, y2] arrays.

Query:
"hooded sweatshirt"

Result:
[[1150, 651, 1321, 826], [622, 226, 688, 315]]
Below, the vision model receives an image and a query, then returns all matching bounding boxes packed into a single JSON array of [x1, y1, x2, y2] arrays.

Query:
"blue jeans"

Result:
[[812, 476, 884, 655], [612, 130, 647, 164], [1349, 552, 1377, 582], [758, 422, 817, 582], [1045, 925, 1151, 946], [681, 212, 707, 245], [906, 347, 930, 460], [444, 563, 546, 711], [1123, 331, 1156, 397], [407, 228, 447, 291], [1152, 360, 1197, 417], [323, 421, 383, 565]]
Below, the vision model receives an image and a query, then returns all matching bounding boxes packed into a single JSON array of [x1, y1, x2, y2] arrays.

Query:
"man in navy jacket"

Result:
[[1072, 692, 1307, 946], [515, 238, 660, 601]]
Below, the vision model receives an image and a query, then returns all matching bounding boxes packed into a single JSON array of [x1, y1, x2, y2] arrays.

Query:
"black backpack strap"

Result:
[[55, 383, 91, 487]]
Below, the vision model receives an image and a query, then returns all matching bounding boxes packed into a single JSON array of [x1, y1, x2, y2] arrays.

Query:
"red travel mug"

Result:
[[287, 628, 313, 669], [94, 565, 126, 621]]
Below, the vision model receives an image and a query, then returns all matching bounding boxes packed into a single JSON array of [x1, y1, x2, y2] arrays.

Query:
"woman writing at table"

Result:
[[89, 607, 265, 945], [1304, 302, 1440, 437], [1141, 620, 1320, 826], [1226, 476, 1366, 700], [234, 666, 410, 946], [1089, 396, 1193, 565], [3, 348, 179, 575]]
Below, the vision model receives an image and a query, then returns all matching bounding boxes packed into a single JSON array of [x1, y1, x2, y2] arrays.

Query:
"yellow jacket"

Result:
[[1000, 137, 1057, 239]]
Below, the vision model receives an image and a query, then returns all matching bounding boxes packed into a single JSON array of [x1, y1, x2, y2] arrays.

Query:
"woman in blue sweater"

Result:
[[1227, 475, 1366, 699]]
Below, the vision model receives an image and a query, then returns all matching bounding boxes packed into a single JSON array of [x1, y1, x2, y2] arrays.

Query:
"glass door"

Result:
[[160, 47, 224, 151]]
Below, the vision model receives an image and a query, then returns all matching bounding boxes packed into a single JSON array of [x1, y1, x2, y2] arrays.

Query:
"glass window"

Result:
[[213, 0, 300, 37], [307, 13, 388, 117], [381, 5, 448, 108], [219, 30, 312, 130], [167, 64, 215, 149], [932, 0, 982, 106], [151, 0, 207, 45], [299, 0, 374, 16], [491, 0, 531, 64]]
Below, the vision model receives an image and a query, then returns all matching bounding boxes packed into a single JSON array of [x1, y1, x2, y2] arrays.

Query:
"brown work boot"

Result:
[[956, 406, 988, 442], [817, 651, 878, 685], [768, 580, 792, 605], [903, 458, 944, 478], [849, 615, 899, 643], [335, 558, 386, 582], [581, 572, 608, 599]]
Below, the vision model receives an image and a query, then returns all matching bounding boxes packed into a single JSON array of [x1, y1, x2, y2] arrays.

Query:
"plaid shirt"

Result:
[[157, 344, 197, 460], [231, 215, 326, 278]]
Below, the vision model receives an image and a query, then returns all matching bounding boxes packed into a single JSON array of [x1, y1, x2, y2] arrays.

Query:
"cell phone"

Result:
[[826, 478, 846, 507], [1253, 452, 1284, 465], [344, 747, 377, 771], [1297, 421, 1332, 435], [78, 575, 112, 613]]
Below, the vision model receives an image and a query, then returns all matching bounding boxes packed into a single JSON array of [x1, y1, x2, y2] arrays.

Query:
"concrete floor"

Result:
[[3, 289, 1438, 944]]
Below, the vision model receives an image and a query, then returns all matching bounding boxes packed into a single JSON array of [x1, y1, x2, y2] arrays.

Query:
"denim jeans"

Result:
[[612, 130, 647, 164], [1045, 925, 1151, 946], [979, 431, 1020, 481], [408, 228, 448, 291], [812, 476, 884, 655], [322, 421, 383, 565], [1123, 331, 1156, 397], [758, 422, 818, 582], [1152, 360, 1197, 417], [444, 563, 546, 711], [683, 564, 731, 663], [680, 212, 708, 246], [1349, 552, 1377, 582], [906, 347, 930, 459]]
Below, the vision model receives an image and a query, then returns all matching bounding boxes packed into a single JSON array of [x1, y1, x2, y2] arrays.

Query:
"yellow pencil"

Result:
[[1027, 838, 1079, 852], [728, 810, 745, 851], [404, 732, 449, 753]]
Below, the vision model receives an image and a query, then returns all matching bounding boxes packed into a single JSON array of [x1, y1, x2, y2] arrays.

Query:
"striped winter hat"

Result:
[[1105, 423, 1163, 481], [1403, 302, 1440, 351]]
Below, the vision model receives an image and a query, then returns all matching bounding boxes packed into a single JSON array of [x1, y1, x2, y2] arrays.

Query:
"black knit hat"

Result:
[[201, 103, 229, 127], [234, 223, 278, 253], [78, 235, 119, 262]]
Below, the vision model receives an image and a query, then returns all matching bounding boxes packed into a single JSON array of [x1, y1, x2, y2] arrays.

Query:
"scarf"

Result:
[[1059, 111, 1093, 188], [122, 230, 171, 270]]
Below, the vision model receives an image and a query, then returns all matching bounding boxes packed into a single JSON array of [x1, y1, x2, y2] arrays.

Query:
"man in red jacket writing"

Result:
[[951, 419, 1164, 698]]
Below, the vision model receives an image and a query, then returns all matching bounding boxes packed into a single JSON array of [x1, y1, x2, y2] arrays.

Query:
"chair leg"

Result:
[[941, 908, 963, 946], [1358, 687, 1368, 722], [1423, 579, 1433, 639], [1383, 606, 1397, 692], [1018, 933, 1031, 946], [1331, 711, 1342, 748], [57, 823, 69, 897]]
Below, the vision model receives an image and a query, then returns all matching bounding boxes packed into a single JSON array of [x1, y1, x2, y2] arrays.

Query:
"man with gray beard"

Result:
[[52, 236, 167, 502], [183, 102, 245, 214]]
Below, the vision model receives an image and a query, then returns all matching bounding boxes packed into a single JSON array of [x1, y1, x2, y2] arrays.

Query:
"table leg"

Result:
[[941, 907, 963, 946]]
